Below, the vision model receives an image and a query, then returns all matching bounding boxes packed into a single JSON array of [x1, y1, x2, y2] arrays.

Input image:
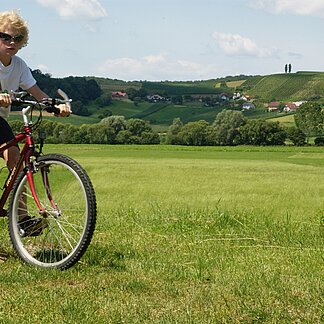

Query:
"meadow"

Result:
[[0, 144, 323, 323]]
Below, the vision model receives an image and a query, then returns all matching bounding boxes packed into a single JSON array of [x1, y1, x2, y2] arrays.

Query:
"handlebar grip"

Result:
[[10, 99, 21, 107], [46, 106, 61, 115]]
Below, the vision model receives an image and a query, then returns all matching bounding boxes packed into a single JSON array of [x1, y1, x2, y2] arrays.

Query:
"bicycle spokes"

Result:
[[8, 154, 96, 269]]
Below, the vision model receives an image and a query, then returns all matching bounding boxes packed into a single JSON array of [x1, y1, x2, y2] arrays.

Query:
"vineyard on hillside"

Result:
[[245, 73, 317, 101]]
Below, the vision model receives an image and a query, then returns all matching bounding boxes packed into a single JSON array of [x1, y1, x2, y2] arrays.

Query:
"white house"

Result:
[[242, 102, 255, 110]]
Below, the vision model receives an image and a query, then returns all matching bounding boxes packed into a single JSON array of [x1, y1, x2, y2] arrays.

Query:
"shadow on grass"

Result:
[[0, 246, 16, 262], [84, 244, 133, 271]]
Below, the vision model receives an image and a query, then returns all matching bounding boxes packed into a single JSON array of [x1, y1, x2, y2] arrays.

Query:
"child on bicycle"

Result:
[[0, 10, 70, 173]]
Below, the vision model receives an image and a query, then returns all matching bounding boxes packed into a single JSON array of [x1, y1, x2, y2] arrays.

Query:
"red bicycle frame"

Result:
[[0, 122, 45, 216], [0, 91, 71, 218]]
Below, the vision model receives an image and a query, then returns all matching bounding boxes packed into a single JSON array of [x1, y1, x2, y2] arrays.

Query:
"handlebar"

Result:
[[11, 89, 72, 116]]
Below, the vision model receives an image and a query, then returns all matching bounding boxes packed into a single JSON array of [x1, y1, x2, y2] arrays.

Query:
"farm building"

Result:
[[242, 102, 255, 110]]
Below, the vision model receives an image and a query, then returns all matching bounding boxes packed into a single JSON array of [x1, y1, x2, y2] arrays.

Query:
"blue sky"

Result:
[[4, 0, 324, 81]]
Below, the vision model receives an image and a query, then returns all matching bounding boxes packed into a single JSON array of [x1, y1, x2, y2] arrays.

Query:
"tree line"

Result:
[[166, 102, 324, 146], [9, 116, 160, 145], [166, 111, 289, 146], [9, 101, 323, 147]]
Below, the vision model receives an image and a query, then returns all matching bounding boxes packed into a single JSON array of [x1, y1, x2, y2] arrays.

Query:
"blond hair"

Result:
[[0, 10, 29, 48]]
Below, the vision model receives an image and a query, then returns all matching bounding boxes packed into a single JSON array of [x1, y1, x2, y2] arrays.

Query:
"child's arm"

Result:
[[27, 84, 70, 117]]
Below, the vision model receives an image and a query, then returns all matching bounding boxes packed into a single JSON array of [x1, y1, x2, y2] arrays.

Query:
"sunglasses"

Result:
[[0, 32, 24, 44]]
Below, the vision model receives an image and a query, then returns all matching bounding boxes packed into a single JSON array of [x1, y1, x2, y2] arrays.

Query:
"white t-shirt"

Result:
[[0, 55, 36, 118]]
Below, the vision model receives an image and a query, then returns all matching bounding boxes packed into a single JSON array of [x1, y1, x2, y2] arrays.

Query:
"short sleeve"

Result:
[[18, 57, 36, 90]]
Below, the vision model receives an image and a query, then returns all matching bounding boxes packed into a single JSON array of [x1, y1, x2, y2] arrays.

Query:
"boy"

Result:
[[0, 10, 70, 173]]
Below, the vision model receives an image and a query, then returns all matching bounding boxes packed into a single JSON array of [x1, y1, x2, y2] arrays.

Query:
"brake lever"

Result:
[[57, 89, 72, 113]]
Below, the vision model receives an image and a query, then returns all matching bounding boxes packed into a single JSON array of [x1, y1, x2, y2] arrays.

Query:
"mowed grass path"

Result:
[[0, 145, 323, 323]]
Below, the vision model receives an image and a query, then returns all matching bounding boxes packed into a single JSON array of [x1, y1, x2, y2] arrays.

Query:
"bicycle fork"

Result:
[[39, 163, 62, 218], [25, 151, 61, 219]]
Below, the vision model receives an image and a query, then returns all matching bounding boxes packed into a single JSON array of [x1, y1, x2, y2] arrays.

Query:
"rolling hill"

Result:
[[243, 72, 324, 101], [84, 71, 324, 128], [92, 71, 324, 102], [24, 71, 323, 129]]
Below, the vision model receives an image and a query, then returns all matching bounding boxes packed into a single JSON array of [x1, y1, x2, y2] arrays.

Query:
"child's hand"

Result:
[[0, 93, 12, 107], [55, 103, 71, 117]]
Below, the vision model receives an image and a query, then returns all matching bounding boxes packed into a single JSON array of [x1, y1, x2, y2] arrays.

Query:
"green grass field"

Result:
[[0, 145, 323, 322]]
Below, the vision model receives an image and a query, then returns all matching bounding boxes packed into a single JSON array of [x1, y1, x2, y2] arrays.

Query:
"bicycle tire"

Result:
[[8, 153, 96, 269]]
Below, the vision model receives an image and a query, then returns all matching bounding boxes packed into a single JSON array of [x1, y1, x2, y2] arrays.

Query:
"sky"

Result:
[[3, 0, 324, 81]]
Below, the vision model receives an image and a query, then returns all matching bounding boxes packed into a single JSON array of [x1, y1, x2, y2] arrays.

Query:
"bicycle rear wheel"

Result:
[[8, 154, 96, 269]]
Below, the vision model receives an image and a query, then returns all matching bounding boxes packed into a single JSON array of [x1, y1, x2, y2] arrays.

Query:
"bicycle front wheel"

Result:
[[8, 154, 96, 269]]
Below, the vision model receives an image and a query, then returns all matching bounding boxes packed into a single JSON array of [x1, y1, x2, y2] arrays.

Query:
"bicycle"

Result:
[[0, 89, 96, 269]]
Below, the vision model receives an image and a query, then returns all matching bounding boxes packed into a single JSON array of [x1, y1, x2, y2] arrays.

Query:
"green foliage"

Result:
[[166, 118, 183, 144], [314, 136, 324, 146], [294, 102, 324, 141], [212, 109, 246, 145], [25, 115, 159, 145], [95, 93, 112, 107], [32, 69, 102, 115], [142, 81, 221, 96], [177, 120, 213, 146], [286, 127, 306, 146], [166, 113, 287, 147], [240, 120, 287, 145], [25, 71, 324, 146], [71, 100, 90, 116], [247, 73, 316, 101], [100, 115, 126, 133]]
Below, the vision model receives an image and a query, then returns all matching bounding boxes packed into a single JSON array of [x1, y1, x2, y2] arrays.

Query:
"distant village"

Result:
[[111, 90, 307, 113]]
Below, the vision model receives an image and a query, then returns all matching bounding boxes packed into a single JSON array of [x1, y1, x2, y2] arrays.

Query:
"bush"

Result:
[[314, 137, 324, 146], [240, 120, 286, 145], [286, 127, 306, 146]]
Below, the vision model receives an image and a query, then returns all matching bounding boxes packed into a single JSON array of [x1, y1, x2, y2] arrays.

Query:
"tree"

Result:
[[171, 95, 183, 105], [126, 118, 151, 136], [140, 131, 160, 144], [166, 118, 183, 144], [125, 119, 159, 144], [212, 109, 246, 145], [95, 94, 112, 107], [71, 100, 90, 116], [294, 102, 324, 142], [314, 137, 324, 146], [177, 120, 211, 146], [286, 127, 306, 146], [127, 88, 138, 100], [100, 115, 126, 134], [116, 130, 132, 144], [240, 120, 286, 145], [59, 125, 78, 144], [9, 120, 23, 133], [52, 123, 66, 143]]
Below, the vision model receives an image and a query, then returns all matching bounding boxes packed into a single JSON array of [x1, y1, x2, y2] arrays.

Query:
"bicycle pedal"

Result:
[[18, 217, 48, 237]]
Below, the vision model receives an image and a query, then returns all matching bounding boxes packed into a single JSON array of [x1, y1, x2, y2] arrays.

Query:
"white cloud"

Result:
[[212, 32, 273, 57], [36, 0, 107, 20], [36, 64, 50, 72], [97, 54, 219, 81], [249, 0, 324, 18]]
